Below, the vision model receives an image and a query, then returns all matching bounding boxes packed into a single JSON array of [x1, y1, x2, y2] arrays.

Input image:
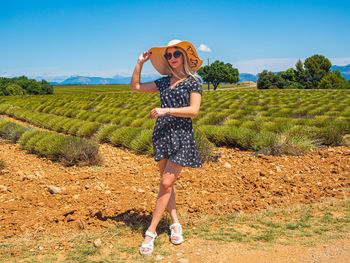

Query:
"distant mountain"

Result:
[[56, 74, 161, 85], [50, 64, 350, 85], [60, 76, 115, 85], [238, 73, 258, 82], [331, 64, 350, 80]]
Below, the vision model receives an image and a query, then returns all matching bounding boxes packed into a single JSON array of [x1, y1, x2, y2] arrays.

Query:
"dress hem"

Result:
[[154, 155, 202, 168]]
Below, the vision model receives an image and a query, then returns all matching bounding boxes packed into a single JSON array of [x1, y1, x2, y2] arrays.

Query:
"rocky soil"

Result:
[[1, 138, 349, 239]]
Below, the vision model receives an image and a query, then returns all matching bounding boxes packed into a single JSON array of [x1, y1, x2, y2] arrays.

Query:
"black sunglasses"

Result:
[[164, 50, 183, 60]]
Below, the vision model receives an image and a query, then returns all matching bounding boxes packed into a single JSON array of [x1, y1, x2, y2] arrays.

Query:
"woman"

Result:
[[129, 39, 203, 256]]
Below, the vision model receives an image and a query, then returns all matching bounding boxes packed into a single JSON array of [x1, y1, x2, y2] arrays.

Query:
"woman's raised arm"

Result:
[[129, 51, 159, 93]]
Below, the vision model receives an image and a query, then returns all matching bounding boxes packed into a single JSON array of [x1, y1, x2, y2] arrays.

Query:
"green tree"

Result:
[[257, 70, 286, 89], [279, 68, 305, 89], [295, 59, 307, 88], [318, 70, 349, 89], [257, 70, 272, 89], [274, 73, 287, 89], [304, 54, 332, 88], [197, 60, 239, 90], [40, 79, 54, 94], [280, 68, 296, 82], [5, 84, 26, 95]]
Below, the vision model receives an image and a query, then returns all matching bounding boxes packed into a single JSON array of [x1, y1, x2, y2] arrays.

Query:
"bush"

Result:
[[95, 113, 114, 123], [141, 119, 156, 129], [46, 116, 64, 130], [95, 124, 119, 143], [329, 120, 350, 134], [76, 111, 91, 120], [319, 125, 345, 146], [67, 120, 86, 135], [76, 122, 101, 138], [273, 134, 316, 155], [17, 129, 42, 146], [61, 119, 78, 133], [110, 127, 142, 148], [194, 126, 220, 162], [21, 132, 46, 153], [110, 116, 124, 125], [42, 105, 56, 113], [130, 129, 154, 155], [223, 119, 242, 127], [240, 120, 263, 132], [51, 118, 71, 132], [0, 104, 12, 113], [130, 118, 146, 128], [0, 119, 28, 142], [227, 127, 257, 149], [251, 131, 279, 152], [197, 125, 223, 144], [62, 108, 76, 118], [261, 120, 292, 133], [196, 113, 226, 125], [86, 112, 101, 122], [18, 129, 102, 166], [33, 133, 63, 158], [119, 116, 137, 126], [57, 136, 102, 166], [210, 126, 231, 146], [199, 125, 258, 150], [285, 125, 309, 138]]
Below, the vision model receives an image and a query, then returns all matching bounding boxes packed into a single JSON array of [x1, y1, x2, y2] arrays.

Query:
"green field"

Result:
[[1, 85, 349, 160], [53, 84, 131, 94], [52, 83, 253, 94]]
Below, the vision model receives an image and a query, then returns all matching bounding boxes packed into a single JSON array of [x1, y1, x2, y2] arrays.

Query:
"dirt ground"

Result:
[[1, 115, 350, 261], [164, 238, 350, 263]]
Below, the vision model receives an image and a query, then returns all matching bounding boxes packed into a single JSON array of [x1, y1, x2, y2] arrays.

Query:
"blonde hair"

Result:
[[165, 46, 202, 83]]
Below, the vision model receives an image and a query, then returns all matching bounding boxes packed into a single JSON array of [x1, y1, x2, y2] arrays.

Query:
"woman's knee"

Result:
[[160, 172, 175, 191]]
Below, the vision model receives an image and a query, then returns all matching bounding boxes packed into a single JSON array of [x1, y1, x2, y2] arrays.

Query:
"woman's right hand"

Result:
[[137, 50, 152, 65]]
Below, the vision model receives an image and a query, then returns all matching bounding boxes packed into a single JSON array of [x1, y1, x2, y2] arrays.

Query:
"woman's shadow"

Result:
[[93, 209, 171, 236]]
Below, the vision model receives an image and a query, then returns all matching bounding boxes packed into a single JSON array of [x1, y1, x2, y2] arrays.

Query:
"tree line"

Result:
[[197, 54, 349, 90], [0, 76, 54, 96], [257, 54, 350, 89]]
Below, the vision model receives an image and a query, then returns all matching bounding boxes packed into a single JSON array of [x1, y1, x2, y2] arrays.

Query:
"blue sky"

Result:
[[1, 0, 349, 81]]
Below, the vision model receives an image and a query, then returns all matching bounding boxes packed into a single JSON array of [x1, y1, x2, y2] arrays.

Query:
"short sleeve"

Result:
[[189, 77, 203, 96], [154, 76, 167, 92]]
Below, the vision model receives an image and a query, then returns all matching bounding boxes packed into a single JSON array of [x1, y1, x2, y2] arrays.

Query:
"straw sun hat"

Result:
[[149, 39, 203, 75]]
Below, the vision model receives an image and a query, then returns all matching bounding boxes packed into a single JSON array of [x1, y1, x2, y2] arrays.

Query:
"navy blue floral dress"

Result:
[[152, 75, 203, 168]]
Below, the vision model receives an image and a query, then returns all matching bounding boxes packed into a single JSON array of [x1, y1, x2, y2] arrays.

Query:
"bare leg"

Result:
[[167, 187, 179, 223], [140, 159, 182, 253], [167, 187, 181, 242], [156, 158, 179, 224], [161, 161, 181, 241]]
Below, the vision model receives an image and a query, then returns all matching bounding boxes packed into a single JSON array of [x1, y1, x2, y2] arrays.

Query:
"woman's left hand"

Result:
[[150, 108, 169, 118]]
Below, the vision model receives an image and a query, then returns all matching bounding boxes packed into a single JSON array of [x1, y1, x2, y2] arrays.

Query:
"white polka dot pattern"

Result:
[[152, 75, 203, 168]]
